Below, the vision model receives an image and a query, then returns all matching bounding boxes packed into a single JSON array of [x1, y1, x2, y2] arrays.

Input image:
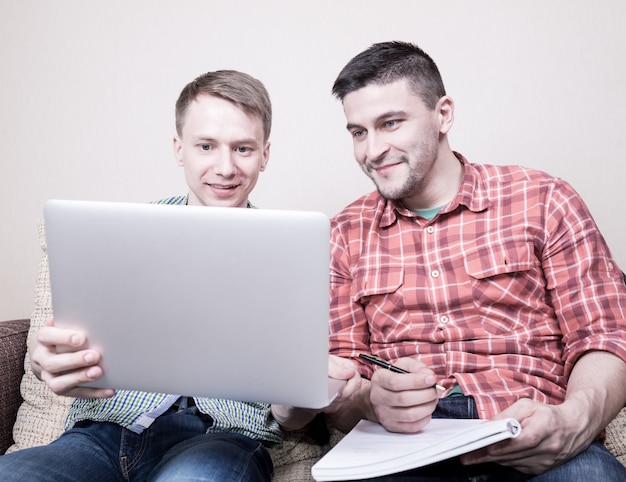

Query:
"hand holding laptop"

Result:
[[324, 355, 362, 410], [43, 200, 342, 408], [29, 315, 115, 399], [271, 355, 361, 431]]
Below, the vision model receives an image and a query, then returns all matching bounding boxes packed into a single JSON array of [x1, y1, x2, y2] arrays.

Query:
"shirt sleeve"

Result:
[[541, 178, 626, 378], [328, 217, 373, 378]]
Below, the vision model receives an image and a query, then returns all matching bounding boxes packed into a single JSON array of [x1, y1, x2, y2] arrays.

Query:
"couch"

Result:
[[1, 220, 626, 479]]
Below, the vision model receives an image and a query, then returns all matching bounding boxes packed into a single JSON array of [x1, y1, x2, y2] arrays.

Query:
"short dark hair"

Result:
[[332, 41, 446, 109], [175, 70, 272, 142]]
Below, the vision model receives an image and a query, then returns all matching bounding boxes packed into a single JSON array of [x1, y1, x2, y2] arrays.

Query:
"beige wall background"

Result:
[[2, 0, 625, 320]]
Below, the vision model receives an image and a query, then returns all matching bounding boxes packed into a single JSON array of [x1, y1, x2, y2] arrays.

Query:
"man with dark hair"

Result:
[[325, 41, 626, 480]]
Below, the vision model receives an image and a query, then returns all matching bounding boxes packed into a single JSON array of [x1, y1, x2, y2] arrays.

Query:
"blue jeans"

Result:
[[0, 403, 273, 481], [352, 396, 626, 482]]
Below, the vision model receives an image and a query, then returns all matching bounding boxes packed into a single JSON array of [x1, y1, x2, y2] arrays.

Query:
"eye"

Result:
[[200, 144, 212, 151], [383, 120, 398, 129], [351, 129, 366, 139], [235, 146, 251, 154]]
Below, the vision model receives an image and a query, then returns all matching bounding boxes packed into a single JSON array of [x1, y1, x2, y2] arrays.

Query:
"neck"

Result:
[[402, 146, 464, 211]]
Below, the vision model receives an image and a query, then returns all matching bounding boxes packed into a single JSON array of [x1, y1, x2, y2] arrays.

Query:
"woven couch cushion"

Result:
[[6, 221, 72, 454], [605, 407, 626, 466], [269, 414, 345, 481]]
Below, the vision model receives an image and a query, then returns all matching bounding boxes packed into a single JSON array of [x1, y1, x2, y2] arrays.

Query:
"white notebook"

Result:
[[312, 418, 521, 481]]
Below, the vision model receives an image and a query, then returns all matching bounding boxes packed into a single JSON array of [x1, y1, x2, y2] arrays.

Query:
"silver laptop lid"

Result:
[[44, 199, 333, 408]]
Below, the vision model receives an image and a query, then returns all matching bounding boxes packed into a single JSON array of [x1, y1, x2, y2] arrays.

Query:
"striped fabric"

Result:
[[329, 153, 626, 420], [65, 194, 281, 443]]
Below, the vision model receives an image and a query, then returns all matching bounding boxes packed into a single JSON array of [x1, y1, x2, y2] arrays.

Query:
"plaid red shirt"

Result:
[[329, 153, 626, 419]]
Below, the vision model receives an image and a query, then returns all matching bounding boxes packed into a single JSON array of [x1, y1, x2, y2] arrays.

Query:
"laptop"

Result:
[[43, 199, 345, 409]]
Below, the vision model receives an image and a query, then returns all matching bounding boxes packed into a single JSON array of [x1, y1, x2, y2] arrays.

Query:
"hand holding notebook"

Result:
[[311, 417, 521, 481]]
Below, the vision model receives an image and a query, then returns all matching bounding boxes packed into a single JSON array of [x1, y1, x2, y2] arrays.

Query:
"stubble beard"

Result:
[[363, 154, 426, 202], [365, 130, 440, 202]]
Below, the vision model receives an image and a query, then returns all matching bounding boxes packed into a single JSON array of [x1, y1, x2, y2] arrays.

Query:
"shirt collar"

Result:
[[378, 152, 491, 228], [450, 152, 492, 214], [183, 194, 256, 209]]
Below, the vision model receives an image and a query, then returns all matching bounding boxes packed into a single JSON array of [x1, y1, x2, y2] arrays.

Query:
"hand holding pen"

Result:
[[359, 353, 445, 391], [359, 353, 444, 433]]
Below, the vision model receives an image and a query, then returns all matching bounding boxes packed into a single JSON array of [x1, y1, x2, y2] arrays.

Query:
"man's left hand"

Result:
[[460, 398, 595, 474]]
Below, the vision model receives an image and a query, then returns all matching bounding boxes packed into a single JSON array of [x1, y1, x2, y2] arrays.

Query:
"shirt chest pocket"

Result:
[[463, 241, 538, 334], [351, 264, 404, 306], [464, 241, 535, 280]]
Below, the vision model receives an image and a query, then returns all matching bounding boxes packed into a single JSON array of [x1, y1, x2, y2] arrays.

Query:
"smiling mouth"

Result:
[[371, 162, 402, 175], [207, 183, 238, 190]]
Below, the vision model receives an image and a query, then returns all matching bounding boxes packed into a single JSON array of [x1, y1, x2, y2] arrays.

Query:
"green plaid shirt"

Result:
[[65, 195, 281, 443]]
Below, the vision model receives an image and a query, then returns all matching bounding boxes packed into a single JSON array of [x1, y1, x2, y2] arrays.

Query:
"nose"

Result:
[[363, 132, 389, 164], [214, 148, 236, 177]]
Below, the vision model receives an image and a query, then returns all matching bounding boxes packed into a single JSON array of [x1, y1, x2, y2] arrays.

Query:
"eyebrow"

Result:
[[194, 136, 217, 143], [194, 136, 261, 147], [346, 110, 408, 131]]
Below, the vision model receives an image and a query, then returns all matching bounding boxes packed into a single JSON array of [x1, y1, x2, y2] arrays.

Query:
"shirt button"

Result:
[[426, 226, 434, 234], [440, 315, 449, 324], [431, 269, 440, 278]]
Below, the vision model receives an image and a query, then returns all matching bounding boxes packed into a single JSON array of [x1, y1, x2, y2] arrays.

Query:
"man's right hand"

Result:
[[328, 356, 441, 433], [29, 316, 115, 399], [368, 357, 440, 433]]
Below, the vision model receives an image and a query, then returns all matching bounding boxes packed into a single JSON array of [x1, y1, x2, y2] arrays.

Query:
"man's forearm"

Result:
[[565, 350, 626, 436]]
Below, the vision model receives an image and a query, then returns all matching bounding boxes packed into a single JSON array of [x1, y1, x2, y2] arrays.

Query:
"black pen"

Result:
[[358, 353, 445, 391]]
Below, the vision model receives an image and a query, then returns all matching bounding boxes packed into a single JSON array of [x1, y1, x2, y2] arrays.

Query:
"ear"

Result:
[[173, 135, 184, 166], [436, 96, 455, 135], [259, 141, 271, 172]]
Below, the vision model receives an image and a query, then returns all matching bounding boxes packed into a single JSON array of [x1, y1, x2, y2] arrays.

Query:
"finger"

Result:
[[38, 348, 102, 376], [329, 355, 359, 376], [41, 362, 106, 394], [64, 387, 116, 399], [377, 407, 433, 433], [371, 385, 439, 433], [336, 372, 361, 401], [330, 364, 358, 381], [461, 439, 545, 466], [371, 372, 441, 405], [372, 365, 439, 394], [38, 326, 88, 349]]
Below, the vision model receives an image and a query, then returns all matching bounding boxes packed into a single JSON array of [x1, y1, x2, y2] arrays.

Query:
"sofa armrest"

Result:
[[0, 319, 30, 454]]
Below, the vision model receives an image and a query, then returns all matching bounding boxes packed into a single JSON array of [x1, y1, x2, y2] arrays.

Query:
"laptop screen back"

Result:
[[44, 199, 333, 408]]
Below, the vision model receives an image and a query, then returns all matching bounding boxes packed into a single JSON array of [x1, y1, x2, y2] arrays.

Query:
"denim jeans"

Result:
[[349, 396, 626, 482], [0, 403, 273, 481]]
